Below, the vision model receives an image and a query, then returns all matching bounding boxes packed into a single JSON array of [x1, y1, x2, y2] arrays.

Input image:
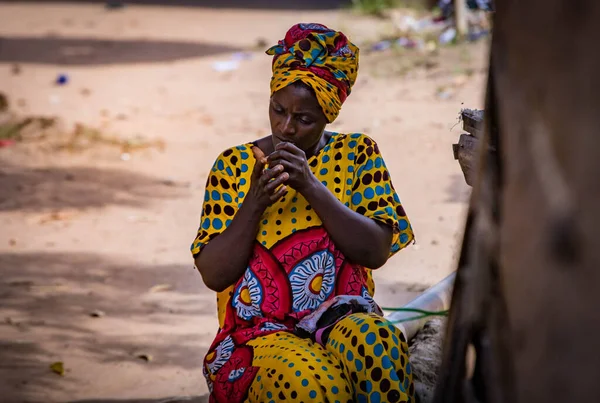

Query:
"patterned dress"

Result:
[[192, 132, 415, 403]]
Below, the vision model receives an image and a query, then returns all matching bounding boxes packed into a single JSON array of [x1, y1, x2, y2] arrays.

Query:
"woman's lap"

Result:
[[246, 329, 353, 402], [245, 313, 414, 403]]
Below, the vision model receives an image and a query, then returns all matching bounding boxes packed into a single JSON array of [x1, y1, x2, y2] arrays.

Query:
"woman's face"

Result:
[[269, 83, 328, 155]]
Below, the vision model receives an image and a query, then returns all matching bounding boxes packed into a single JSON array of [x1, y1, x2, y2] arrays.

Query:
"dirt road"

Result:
[[0, 3, 486, 402]]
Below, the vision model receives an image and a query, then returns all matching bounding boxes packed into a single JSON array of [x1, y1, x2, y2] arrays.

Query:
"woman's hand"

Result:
[[267, 142, 316, 193], [245, 146, 289, 211]]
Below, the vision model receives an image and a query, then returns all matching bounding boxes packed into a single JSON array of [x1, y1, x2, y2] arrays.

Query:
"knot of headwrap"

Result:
[[266, 23, 359, 123]]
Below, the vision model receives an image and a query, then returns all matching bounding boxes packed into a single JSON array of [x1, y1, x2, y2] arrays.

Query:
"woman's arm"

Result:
[[302, 176, 393, 268], [268, 142, 393, 269], [195, 153, 289, 292], [195, 199, 264, 292]]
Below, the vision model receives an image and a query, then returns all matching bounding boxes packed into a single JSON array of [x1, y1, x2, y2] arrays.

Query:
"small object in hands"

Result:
[[50, 361, 65, 376], [55, 74, 69, 86], [251, 146, 268, 166]]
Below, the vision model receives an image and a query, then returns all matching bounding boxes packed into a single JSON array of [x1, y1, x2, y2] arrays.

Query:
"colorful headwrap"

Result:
[[266, 23, 359, 123]]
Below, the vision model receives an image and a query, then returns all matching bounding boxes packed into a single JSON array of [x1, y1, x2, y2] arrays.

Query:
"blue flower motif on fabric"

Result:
[[203, 365, 213, 394], [232, 270, 264, 320], [205, 335, 234, 376], [259, 322, 289, 332], [228, 367, 246, 382], [289, 250, 336, 312], [361, 286, 378, 311]]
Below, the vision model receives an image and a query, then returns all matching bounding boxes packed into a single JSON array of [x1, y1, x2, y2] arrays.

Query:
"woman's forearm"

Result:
[[300, 176, 392, 269], [194, 201, 264, 292]]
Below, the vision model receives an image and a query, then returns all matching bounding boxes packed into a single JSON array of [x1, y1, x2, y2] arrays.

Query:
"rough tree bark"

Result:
[[434, 1, 600, 402]]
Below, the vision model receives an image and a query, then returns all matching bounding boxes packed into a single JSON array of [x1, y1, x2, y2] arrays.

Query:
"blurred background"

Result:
[[0, 1, 489, 402]]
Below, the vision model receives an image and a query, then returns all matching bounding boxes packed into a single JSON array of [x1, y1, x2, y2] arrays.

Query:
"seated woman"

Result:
[[192, 23, 415, 403]]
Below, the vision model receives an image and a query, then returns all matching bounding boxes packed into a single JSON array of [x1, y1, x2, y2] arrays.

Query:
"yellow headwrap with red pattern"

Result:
[[266, 23, 359, 123]]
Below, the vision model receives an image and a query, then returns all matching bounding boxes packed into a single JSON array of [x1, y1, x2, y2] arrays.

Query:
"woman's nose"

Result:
[[281, 115, 296, 136]]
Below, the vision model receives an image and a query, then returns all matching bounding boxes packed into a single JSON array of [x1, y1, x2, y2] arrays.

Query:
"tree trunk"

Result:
[[454, 0, 468, 36], [434, 1, 600, 402]]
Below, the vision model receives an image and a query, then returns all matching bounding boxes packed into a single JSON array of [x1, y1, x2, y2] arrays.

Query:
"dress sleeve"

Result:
[[349, 134, 414, 255], [191, 149, 240, 257]]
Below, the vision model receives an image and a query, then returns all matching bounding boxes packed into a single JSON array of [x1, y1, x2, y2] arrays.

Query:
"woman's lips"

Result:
[[273, 135, 295, 146]]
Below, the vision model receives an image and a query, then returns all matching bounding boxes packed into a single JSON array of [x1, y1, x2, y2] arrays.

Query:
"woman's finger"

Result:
[[269, 185, 288, 202], [267, 149, 300, 165], [264, 172, 289, 194], [258, 164, 284, 186], [275, 141, 305, 157], [272, 159, 298, 174]]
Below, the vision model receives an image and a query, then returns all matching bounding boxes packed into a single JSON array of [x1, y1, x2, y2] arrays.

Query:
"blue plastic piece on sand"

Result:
[[55, 74, 69, 85]]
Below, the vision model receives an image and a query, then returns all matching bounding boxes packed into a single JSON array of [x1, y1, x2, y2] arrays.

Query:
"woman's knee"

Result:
[[247, 334, 353, 402], [332, 312, 409, 350], [325, 312, 415, 402]]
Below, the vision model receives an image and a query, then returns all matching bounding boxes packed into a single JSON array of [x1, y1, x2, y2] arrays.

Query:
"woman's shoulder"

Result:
[[330, 132, 381, 155], [211, 143, 254, 171], [332, 132, 378, 146]]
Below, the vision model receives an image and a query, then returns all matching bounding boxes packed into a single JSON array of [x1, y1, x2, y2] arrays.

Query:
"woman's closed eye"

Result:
[[298, 116, 314, 125]]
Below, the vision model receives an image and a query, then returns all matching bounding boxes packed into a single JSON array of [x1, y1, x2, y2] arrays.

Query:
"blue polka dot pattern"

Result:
[[212, 218, 223, 230], [365, 332, 376, 345]]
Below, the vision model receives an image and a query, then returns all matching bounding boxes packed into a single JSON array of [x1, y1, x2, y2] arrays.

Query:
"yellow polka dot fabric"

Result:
[[192, 132, 414, 327], [245, 313, 414, 403]]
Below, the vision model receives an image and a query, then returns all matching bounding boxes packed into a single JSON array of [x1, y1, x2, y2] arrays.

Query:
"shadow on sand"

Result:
[[0, 0, 351, 10], [0, 251, 215, 402], [0, 159, 190, 212], [0, 36, 244, 66]]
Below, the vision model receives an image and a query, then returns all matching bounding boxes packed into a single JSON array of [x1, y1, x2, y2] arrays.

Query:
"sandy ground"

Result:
[[0, 3, 487, 402]]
